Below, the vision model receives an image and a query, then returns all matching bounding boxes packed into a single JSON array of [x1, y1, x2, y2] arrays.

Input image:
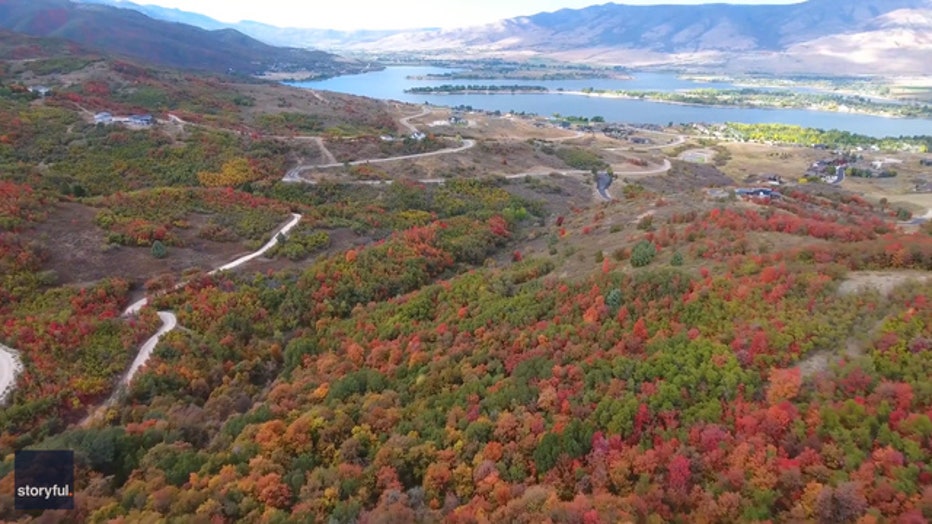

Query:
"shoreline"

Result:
[[404, 89, 549, 95], [401, 87, 928, 120], [556, 90, 925, 121]]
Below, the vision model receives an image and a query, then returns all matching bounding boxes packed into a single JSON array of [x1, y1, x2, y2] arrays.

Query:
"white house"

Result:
[[28, 86, 51, 97]]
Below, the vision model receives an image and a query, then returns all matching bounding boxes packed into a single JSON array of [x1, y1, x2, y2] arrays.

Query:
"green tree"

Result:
[[151, 240, 167, 259], [605, 289, 623, 314], [630, 240, 656, 268]]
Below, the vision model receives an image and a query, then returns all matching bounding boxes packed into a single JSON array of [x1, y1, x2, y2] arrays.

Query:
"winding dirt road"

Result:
[[0, 213, 300, 419], [399, 106, 431, 134], [283, 135, 477, 181]]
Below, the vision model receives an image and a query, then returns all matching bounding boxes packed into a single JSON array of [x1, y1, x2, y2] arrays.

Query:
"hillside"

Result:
[[1, 31, 931, 523], [0, 0, 376, 77], [352, 0, 932, 75], [69, 0, 932, 75], [75, 0, 416, 49]]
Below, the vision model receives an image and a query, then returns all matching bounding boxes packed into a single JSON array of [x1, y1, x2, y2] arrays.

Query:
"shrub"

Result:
[[637, 215, 654, 231], [151, 240, 167, 259], [671, 251, 684, 266], [630, 240, 656, 267]]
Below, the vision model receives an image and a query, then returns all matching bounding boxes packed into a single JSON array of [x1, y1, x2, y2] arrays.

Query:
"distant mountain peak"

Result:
[[0, 0, 375, 77], [346, 0, 932, 75]]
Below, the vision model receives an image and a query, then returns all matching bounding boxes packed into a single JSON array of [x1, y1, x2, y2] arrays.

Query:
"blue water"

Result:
[[290, 67, 932, 138]]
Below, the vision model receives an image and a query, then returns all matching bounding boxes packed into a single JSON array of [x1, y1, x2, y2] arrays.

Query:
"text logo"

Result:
[[14, 450, 74, 510]]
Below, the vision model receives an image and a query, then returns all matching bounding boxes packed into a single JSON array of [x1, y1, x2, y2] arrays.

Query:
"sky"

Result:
[[128, 0, 806, 31]]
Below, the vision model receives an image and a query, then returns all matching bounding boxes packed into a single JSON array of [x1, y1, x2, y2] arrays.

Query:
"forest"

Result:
[[0, 38, 931, 523]]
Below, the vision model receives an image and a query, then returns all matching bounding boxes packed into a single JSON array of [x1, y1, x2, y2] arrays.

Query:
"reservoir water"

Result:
[[290, 67, 932, 138]]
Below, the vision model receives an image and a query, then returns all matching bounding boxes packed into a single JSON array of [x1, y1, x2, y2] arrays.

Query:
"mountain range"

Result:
[[0, 0, 375, 77], [74, 0, 932, 76], [357, 0, 932, 75]]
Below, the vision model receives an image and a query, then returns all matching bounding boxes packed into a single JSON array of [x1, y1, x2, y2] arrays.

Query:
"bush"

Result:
[[671, 251, 684, 266], [636, 215, 654, 231], [630, 240, 656, 267], [151, 240, 167, 259], [554, 147, 607, 171]]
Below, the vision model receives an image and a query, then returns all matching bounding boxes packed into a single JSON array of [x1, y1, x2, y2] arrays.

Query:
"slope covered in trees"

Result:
[[0, 32, 930, 524]]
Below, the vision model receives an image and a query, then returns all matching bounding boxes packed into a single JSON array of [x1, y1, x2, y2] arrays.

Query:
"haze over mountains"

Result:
[[77, 0, 932, 76], [0, 0, 374, 77]]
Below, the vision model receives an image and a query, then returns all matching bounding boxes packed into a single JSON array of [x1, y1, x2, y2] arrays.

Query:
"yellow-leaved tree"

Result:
[[197, 157, 260, 187]]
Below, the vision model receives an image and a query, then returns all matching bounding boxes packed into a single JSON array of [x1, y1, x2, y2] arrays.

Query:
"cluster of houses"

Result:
[[809, 152, 901, 182], [93, 112, 155, 127], [805, 156, 849, 183]]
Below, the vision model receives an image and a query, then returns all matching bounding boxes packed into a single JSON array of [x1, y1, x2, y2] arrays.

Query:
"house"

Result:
[[28, 85, 51, 97], [128, 114, 154, 126], [410, 132, 426, 141], [630, 137, 651, 145], [736, 187, 779, 199], [915, 179, 932, 193], [94, 112, 112, 125]]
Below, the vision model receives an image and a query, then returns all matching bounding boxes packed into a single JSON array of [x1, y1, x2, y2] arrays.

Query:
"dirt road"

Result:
[[0, 344, 23, 405]]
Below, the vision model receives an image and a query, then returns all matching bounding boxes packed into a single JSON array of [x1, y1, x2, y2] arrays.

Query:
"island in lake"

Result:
[[404, 82, 931, 118], [402, 60, 632, 81], [405, 84, 550, 94]]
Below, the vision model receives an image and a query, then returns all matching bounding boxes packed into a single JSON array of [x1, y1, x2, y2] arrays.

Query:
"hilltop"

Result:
[[73, 0, 932, 75], [0, 0, 376, 78], [353, 0, 932, 75]]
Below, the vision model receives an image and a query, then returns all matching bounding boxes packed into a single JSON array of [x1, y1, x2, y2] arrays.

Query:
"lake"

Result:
[[290, 67, 932, 138]]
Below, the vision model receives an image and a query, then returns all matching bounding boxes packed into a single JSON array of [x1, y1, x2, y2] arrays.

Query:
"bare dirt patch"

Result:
[[798, 341, 866, 380], [718, 142, 826, 181], [837, 270, 932, 297], [678, 148, 716, 163], [32, 202, 262, 291]]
